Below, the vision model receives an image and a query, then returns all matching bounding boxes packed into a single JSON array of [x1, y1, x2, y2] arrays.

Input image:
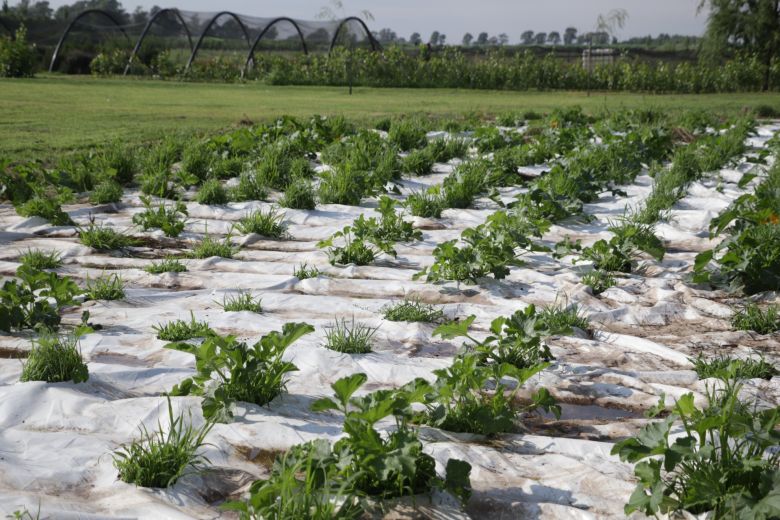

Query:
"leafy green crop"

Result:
[[0, 266, 82, 332], [168, 323, 314, 421]]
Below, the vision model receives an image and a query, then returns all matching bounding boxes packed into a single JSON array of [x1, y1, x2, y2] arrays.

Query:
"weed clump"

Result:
[[382, 298, 445, 323], [153, 312, 212, 341], [85, 272, 125, 300], [20, 332, 89, 384], [220, 292, 262, 313], [235, 207, 286, 238], [731, 303, 780, 334], [323, 317, 376, 354]]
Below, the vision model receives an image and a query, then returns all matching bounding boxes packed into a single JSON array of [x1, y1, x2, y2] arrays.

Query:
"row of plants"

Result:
[[82, 43, 780, 94]]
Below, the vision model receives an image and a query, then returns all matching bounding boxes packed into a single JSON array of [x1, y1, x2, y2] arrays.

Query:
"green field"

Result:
[[2, 74, 779, 159]]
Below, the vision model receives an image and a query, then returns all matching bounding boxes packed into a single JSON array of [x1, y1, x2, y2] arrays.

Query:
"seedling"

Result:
[[293, 263, 320, 280], [581, 269, 616, 295]]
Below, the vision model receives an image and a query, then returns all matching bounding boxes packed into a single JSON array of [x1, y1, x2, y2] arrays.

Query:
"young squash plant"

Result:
[[612, 379, 780, 519], [317, 219, 396, 266], [167, 323, 314, 422], [0, 265, 82, 332]]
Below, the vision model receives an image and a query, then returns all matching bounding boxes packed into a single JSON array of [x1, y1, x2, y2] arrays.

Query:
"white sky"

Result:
[[32, 0, 709, 42]]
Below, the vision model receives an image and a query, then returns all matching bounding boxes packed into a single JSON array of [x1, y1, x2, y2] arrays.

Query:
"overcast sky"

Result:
[[36, 0, 709, 42]]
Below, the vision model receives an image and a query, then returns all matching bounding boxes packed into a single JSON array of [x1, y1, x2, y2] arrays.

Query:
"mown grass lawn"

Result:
[[2, 74, 779, 159]]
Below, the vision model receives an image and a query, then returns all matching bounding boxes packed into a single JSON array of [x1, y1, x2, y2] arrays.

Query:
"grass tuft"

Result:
[[153, 312, 212, 341], [19, 249, 62, 270], [113, 397, 213, 488], [78, 223, 137, 250], [404, 190, 443, 218], [294, 263, 320, 280], [731, 303, 780, 334], [189, 234, 236, 259], [692, 354, 778, 381], [20, 332, 89, 383], [85, 272, 125, 300], [146, 257, 187, 274], [323, 317, 377, 354], [235, 207, 286, 238], [382, 298, 445, 323], [89, 180, 124, 204], [220, 291, 262, 313]]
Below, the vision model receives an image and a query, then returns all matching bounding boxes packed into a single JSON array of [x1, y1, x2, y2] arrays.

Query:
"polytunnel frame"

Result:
[[183, 11, 253, 74], [328, 16, 382, 54], [123, 8, 193, 76], [49, 9, 130, 72], [241, 16, 308, 78]]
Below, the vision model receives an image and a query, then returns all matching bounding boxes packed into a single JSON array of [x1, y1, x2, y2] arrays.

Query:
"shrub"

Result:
[[323, 317, 376, 354], [89, 180, 123, 204], [279, 177, 316, 210], [691, 354, 777, 380], [612, 381, 780, 518], [146, 257, 187, 274], [78, 223, 137, 250], [235, 207, 286, 238], [133, 196, 188, 238], [85, 272, 125, 300], [20, 332, 89, 383], [153, 312, 212, 341], [220, 291, 262, 313], [168, 323, 314, 421], [0, 26, 36, 78], [18, 249, 62, 270], [731, 303, 780, 334], [113, 397, 213, 488], [382, 298, 445, 323]]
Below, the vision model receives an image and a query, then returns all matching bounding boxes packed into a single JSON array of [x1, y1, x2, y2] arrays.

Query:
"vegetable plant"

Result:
[[168, 323, 314, 421]]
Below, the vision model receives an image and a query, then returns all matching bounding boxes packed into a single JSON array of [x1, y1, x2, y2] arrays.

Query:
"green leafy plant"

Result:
[[570, 221, 665, 273], [382, 298, 445, 323], [85, 272, 125, 300], [168, 323, 314, 421], [220, 291, 262, 313], [691, 354, 777, 380], [402, 148, 435, 175], [20, 330, 89, 383], [323, 317, 376, 354], [0, 266, 83, 332], [363, 196, 422, 243], [18, 249, 62, 270], [229, 171, 269, 202], [236, 207, 286, 238], [317, 221, 396, 266], [387, 118, 428, 151], [132, 196, 188, 238], [153, 312, 212, 341], [113, 397, 213, 488], [612, 380, 780, 518], [145, 257, 187, 274], [16, 196, 73, 226], [731, 303, 780, 334], [309, 373, 472, 500]]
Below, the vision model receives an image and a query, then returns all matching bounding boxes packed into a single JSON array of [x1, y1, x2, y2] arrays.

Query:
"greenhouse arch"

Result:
[[184, 11, 253, 73], [243, 17, 308, 77], [328, 16, 381, 53], [49, 9, 130, 72], [124, 8, 193, 75]]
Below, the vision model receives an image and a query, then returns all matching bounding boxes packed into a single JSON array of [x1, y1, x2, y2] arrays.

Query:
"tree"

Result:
[[534, 32, 547, 44], [462, 32, 473, 46], [521, 30, 534, 44], [429, 30, 440, 45], [498, 33, 509, 45], [548, 31, 561, 45], [376, 28, 397, 43], [699, 0, 780, 91], [410, 32, 422, 45], [439, 33, 447, 45], [476, 31, 489, 45], [564, 26, 578, 45]]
